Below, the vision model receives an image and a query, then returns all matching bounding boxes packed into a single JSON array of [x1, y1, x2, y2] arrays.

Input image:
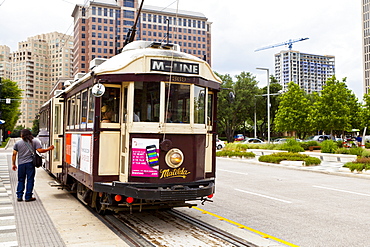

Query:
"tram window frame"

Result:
[[164, 83, 190, 124], [133, 81, 160, 122], [87, 87, 95, 129], [207, 91, 214, 126], [81, 89, 88, 129], [100, 85, 121, 127], [194, 85, 206, 124], [74, 92, 81, 129], [68, 96, 75, 130]]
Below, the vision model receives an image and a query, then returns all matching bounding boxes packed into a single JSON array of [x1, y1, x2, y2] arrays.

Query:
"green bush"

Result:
[[361, 150, 370, 158], [365, 142, 370, 149], [300, 141, 320, 150], [276, 139, 304, 153], [216, 150, 255, 158], [321, 140, 338, 153], [343, 162, 367, 172], [304, 157, 322, 166], [348, 147, 364, 156], [335, 148, 351, 154], [258, 152, 321, 165], [336, 140, 344, 148]]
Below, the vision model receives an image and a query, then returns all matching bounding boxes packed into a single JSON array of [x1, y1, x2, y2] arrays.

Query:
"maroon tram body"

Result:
[[39, 41, 221, 212]]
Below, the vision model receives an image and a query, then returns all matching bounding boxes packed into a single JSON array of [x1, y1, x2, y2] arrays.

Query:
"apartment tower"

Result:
[[72, 0, 211, 75], [11, 32, 73, 127], [0, 45, 12, 79], [274, 50, 335, 93], [363, 0, 370, 94]]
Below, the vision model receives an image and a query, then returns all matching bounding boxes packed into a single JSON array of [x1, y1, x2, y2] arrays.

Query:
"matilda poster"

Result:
[[131, 138, 159, 177]]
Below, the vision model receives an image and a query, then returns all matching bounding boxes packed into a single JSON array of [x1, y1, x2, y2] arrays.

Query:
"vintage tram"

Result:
[[39, 40, 221, 212]]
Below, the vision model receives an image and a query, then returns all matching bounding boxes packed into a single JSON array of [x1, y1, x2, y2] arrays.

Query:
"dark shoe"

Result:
[[25, 198, 36, 202], [17, 198, 23, 202]]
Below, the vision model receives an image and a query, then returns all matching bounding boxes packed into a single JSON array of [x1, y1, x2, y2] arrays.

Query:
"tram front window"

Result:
[[101, 87, 120, 123], [165, 83, 190, 123], [134, 82, 160, 122]]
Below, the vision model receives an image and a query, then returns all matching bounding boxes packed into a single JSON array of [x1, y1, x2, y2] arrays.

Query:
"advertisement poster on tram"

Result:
[[80, 134, 92, 174], [131, 138, 159, 177]]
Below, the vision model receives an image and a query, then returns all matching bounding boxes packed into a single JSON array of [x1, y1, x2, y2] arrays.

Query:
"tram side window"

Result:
[[101, 87, 120, 123], [194, 86, 205, 124], [165, 83, 190, 123], [207, 92, 214, 125], [81, 90, 88, 126], [134, 82, 160, 122], [75, 93, 81, 128], [88, 88, 95, 125], [69, 96, 75, 128]]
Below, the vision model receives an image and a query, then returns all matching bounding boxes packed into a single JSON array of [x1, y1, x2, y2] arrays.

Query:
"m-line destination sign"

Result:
[[150, 59, 199, 75]]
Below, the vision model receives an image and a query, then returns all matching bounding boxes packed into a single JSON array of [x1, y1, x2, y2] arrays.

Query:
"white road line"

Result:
[[0, 241, 18, 247], [313, 185, 370, 197], [235, 188, 292, 204], [218, 169, 248, 175]]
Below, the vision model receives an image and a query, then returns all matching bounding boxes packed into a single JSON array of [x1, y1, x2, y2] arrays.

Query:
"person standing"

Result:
[[11, 129, 54, 202]]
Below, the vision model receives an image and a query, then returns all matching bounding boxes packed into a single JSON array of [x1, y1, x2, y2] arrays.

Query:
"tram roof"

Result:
[[65, 41, 222, 93]]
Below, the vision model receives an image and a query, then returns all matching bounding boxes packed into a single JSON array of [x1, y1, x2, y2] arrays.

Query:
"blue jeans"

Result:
[[16, 162, 35, 200]]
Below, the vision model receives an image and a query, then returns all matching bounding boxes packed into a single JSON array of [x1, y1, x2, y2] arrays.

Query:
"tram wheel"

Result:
[[95, 193, 108, 215]]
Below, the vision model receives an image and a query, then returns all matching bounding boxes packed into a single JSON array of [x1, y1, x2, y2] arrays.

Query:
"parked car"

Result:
[[305, 135, 334, 142], [234, 134, 245, 141], [243, 138, 264, 144], [216, 139, 225, 150], [273, 138, 302, 144]]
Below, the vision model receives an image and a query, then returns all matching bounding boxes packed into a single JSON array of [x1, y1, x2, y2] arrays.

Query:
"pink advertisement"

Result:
[[131, 138, 159, 177]]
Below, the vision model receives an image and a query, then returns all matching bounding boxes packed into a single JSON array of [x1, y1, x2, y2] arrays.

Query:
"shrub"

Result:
[[216, 150, 255, 158], [300, 141, 320, 150], [304, 157, 322, 166], [276, 139, 304, 153], [321, 140, 338, 153], [258, 152, 321, 165], [362, 150, 370, 158], [336, 140, 344, 148], [365, 142, 370, 149], [348, 147, 364, 156], [335, 148, 351, 154], [343, 162, 366, 172]]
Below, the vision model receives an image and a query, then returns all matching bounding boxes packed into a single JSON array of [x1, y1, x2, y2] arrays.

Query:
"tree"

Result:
[[360, 94, 370, 131], [312, 76, 360, 135], [216, 72, 259, 142], [274, 82, 313, 139], [0, 78, 22, 133]]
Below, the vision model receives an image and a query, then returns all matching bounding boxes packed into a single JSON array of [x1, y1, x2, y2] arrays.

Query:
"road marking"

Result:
[[193, 207, 299, 247], [313, 185, 370, 197], [235, 188, 292, 204], [218, 169, 248, 175]]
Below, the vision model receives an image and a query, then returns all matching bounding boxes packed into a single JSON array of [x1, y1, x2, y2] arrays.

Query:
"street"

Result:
[[197, 158, 370, 247]]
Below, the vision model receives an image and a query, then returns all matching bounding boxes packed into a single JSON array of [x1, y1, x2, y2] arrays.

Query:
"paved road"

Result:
[[197, 157, 370, 247]]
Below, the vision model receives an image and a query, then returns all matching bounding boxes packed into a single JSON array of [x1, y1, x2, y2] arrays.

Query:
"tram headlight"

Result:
[[165, 148, 184, 168]]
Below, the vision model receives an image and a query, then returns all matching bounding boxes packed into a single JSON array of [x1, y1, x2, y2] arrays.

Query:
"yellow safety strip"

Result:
[[193, 207, 299, 247]]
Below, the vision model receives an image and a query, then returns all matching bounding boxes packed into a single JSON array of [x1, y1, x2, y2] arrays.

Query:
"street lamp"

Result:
[[256, 67, 270, 143]]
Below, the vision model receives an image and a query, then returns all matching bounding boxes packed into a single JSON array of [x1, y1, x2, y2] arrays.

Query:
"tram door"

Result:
[[50, 98, 64, 173], [119, 85, 128, 182]]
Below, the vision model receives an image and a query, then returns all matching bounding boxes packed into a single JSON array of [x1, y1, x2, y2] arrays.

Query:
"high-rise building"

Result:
[[0, 45, 12, 79], [72, 0, 212, 75], [363, 0, 370, 94], [274, 50, 335, 94], [11, 32, 73, 127]]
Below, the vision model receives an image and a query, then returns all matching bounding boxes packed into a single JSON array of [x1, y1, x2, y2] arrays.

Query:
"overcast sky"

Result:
[[0, 0, 363, 98]]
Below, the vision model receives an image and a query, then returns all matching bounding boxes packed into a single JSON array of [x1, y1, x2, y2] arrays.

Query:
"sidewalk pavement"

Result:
[[0, 148, 129, 247]]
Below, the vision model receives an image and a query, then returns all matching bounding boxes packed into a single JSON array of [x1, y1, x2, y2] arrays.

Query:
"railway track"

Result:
[[94, 208, 259, 247]]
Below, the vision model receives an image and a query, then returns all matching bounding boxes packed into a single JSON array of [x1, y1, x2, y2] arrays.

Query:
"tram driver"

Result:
[[101, 105, 113, 123]]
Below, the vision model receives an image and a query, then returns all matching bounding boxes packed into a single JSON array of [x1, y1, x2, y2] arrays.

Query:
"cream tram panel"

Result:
[[99, 131, 120, 176]]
